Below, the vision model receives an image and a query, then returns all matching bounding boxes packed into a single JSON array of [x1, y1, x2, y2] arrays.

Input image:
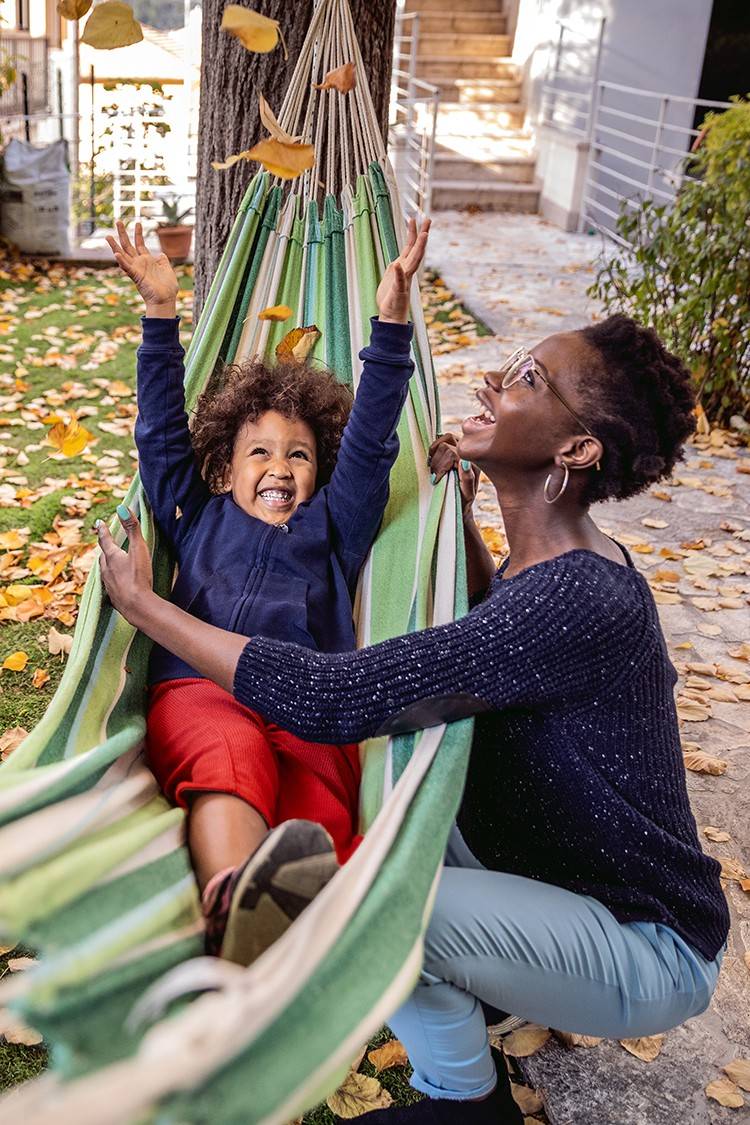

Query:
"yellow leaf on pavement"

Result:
[[511, 1085, 544, 1114], [58, 0, 92, 17], [706, 1076, 745, 1108], [724, 1059, 750, 1092], [503, 1025, 551, 1058], [367, 1039, 408, 1073], [258, 304, 293, 322], [2, 651, 28, 671], [553, 1030, 603, 1048], [221, 6, 284, 55], [80, 0, 143, 48], [326, 1071, 393, 1118], [619, 1034, 665, 1062], [704, 826, 731, 843], [313, 62, 357, 93], [683, 750, 727, 775]]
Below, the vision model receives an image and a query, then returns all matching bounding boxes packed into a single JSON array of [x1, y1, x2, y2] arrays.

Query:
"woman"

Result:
[[97, 312, 729, 1124]]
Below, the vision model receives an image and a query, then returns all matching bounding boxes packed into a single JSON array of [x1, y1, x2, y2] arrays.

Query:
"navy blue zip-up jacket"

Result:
[[135, 316, 414, 685]]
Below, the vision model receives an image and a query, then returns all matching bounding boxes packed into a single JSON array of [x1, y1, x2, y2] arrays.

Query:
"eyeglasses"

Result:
[[498, 348, 594, 437]]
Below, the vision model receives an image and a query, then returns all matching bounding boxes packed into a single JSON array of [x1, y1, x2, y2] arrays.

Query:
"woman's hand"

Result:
[[95, 505, 154, 626], [428, 433, 480, 516], [106, 221, 178, 318], [376, 217, 431, 325]]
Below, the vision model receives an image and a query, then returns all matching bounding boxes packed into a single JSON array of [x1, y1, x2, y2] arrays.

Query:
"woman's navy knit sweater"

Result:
[[234, 550, 729, 961]]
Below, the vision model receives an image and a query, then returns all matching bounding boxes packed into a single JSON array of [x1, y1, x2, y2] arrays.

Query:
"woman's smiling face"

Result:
[[458, 332, 594, 472]]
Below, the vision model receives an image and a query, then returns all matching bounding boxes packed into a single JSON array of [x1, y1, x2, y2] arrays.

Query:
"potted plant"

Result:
[[155, 194, 193, 262]]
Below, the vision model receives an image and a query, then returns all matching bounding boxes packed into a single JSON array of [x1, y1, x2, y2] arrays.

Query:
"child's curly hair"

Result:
[[577, 314, 696, 504], [190, 359, 353, 493]]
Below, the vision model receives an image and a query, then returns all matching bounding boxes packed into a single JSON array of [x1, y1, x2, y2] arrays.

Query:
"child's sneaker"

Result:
[[202, 819, 339, 965]]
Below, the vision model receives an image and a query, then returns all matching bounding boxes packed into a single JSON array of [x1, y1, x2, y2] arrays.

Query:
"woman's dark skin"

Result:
[[96, 329, 628, 688]]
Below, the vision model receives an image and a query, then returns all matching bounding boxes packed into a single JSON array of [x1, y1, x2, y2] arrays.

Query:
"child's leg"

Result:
[[146, 678, 280, 889]]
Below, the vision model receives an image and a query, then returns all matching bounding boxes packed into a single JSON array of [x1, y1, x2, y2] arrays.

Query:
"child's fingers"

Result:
[[116, 219, 137, 257], [392, 261, 407, 293], [402, 216, 417, 256], [404, 219, 431, 273], [134, 222, 148, 255]]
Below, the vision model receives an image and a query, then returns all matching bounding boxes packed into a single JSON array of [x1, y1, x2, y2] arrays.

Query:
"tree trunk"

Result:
[[193, 0, 396, 315]]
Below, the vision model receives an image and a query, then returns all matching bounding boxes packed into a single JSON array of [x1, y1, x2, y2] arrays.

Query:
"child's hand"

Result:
[[106, 220, 178, 318], [428, 433, 480, 515], [376, 217, 431, 325]]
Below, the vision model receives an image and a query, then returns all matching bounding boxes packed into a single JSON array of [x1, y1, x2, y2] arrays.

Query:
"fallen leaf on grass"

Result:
[[2, 650, 28, 671], [327, 1071, 393, 1118], [48, 626, 73, 657], [503, 1025, 550, 1058], [7, 956, 36, 971], [682, 749, 727, 775], [367, 1039, 408, 1072], [313, 62, 356, 93], [706, 1076, 745, 1108], [0, 726, 27, 759], [31, 667, 50, 689], [619, 1035, 665, 1062], [723, 1060, 750, 1092], [221, 5, 285, 55], [0, 1008, 43, 1046], [81, 0, 143, 48], [511, 1085, 544, 1114]]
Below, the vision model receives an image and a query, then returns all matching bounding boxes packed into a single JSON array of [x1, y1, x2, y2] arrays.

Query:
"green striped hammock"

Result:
[[0, 2, 472, 1121]]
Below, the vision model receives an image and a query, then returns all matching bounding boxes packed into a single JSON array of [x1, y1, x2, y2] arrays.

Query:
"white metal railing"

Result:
[[540, 17, 606, 141], [579, 82, 734, 241], [389, 8, 440, 219]]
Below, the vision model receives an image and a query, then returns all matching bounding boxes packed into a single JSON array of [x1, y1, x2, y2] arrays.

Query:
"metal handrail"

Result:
[[389, 5, 440, 219]]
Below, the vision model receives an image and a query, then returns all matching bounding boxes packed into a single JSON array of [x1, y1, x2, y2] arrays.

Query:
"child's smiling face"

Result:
[[226, 409, 318, 524]]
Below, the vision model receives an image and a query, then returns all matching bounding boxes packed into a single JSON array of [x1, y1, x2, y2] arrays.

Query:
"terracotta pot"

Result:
[[156, 224, 193, 262]]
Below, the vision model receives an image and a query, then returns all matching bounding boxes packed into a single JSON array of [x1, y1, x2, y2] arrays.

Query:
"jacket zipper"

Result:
[[227, 523, 287, 632]]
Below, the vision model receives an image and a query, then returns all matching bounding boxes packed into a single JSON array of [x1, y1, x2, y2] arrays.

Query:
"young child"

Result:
[[106, 217, 429, 966]]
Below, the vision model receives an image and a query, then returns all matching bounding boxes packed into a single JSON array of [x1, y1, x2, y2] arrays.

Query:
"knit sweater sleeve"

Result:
[[233, 554, 653, 743], [325, 318, 414, 585], [134, 317, 211, 549]]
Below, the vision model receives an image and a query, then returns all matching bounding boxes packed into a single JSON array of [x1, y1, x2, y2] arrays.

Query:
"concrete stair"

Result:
[[403, 0, 539, 212]]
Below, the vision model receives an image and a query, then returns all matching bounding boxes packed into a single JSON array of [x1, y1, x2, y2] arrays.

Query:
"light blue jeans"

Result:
[[390, 827, 723, 1100]]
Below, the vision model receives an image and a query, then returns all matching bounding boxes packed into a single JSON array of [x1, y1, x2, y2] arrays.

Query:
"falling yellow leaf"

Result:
[[723, 1060, 750, 1093], [2, 651, 28, 672], [276, 325, 321, 360], [32, 668, 50, 689], [326, 1071, 393, 1118], [46, 417, 93, 458], [213, 138, 315, 180], [367, 1039, 409, 1073], [221, 5, 285, 56], [258, 304, 293, 322], [80, 0, 143, 48], [0, 726, 27, 760], [619, 1035, 665, 1062], [313, 62, 357, 93], [706, 1076, 745, 1108], [57, 0, 92, 17], [258, 94, 298, 144], [503, 1025, 551, 1058], [682, 750, 727, 775]]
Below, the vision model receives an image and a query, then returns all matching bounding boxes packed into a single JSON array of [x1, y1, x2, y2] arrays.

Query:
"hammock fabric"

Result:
[[0, 2, 472, 1121]]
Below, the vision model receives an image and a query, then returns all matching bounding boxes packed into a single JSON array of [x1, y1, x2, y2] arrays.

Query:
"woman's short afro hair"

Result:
[[577, 314, 696, 504], [190, 358, 353, 493]]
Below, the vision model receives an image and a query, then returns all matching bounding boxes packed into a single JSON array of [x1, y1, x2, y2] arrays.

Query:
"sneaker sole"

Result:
[[221, 820, 338, 966]]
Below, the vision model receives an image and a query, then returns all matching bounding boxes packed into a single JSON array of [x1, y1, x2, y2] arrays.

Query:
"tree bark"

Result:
[[193, 0, 396, 314]]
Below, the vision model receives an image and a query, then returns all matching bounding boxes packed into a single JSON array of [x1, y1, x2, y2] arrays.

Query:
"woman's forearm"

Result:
[[462, 515, 497, 601], [126, 591, 246, 692]]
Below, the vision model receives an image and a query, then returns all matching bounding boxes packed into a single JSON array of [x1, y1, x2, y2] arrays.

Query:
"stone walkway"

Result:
[[427, 211, 750, 1125]]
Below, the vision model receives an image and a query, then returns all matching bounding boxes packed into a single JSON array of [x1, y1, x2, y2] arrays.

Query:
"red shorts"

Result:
[[146, 678, 362, 863]]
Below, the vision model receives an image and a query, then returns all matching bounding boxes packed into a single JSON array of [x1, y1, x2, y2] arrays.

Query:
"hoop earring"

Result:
[[543, 462, 569, 504]]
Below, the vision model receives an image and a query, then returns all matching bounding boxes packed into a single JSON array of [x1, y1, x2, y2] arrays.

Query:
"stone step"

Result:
[[417, 32, 511, 58], [428, 75, 523, 103], [416, 55, 519, 80], [413, 10, 507, 34], [431, 179, 540, 212], [437, 101, 525, 132], [433, 152, 536, 183], [404, 0, 506, 12]]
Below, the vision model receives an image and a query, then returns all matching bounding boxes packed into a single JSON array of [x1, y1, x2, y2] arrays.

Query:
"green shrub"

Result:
[[590, 96, 750, 424]]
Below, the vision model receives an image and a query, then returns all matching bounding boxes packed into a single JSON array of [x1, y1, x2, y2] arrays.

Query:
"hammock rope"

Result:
[[0, 3, 472, 1122]]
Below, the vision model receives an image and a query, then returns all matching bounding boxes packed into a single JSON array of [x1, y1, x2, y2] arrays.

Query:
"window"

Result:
[[16, 0, 30, 30]]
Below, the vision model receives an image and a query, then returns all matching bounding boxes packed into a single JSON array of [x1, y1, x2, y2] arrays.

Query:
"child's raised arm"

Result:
[[108, 222, 210, 549]]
